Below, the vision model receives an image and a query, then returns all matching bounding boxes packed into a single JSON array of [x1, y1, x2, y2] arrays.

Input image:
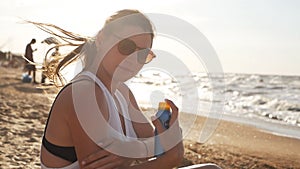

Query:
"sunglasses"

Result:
[[117, 38, 156, 64]]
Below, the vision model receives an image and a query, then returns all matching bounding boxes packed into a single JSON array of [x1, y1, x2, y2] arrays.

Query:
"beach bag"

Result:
[[22, 74, 32, 83]]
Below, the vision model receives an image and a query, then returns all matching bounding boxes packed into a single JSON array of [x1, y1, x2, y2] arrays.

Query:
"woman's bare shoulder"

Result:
[[57, 80, 109, 121]]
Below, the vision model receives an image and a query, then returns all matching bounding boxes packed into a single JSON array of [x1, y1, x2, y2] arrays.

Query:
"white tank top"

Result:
[[41, 71, 137, 169], [79, 71, 137, 138]]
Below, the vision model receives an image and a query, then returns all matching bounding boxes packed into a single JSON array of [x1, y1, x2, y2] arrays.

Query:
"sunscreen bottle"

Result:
[[154, 102, 171, 156]]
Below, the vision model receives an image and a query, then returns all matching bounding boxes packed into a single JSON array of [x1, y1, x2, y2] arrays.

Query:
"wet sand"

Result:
[[0, 67, 300, 169]]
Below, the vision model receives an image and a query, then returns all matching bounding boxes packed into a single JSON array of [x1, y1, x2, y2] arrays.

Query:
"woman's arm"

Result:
[[81, 97, 184, 169], [66, 81, 151, 167], [66, 80, 127, 168], [130, 99, 184, 169], [66, 81, 183, 168]]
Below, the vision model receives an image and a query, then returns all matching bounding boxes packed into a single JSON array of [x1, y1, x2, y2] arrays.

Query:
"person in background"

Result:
[[24, 38, 37, 83]]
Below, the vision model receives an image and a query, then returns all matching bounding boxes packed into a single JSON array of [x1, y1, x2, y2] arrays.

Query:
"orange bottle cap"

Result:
[[158, 102, 170, 111]]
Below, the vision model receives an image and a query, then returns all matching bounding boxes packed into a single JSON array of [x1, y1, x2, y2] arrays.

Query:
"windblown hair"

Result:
[[28, 9, 154, 86]]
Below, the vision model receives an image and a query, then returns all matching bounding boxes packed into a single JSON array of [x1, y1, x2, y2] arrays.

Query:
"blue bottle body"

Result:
[[154, 109, 171, 156]]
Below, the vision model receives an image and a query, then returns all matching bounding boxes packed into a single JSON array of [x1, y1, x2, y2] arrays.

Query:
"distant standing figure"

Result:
[[25, 38, 37, 83]]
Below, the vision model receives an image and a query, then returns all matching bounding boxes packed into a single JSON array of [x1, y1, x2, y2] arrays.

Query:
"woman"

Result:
[[39, 9, 184, 169]]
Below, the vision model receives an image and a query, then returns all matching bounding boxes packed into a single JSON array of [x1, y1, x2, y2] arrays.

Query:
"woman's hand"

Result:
[[151, 99, 184, 167]]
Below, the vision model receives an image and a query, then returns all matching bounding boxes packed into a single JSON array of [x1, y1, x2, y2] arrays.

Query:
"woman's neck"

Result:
[[91, 65, 119, 94], [86, 48, 120, 93]]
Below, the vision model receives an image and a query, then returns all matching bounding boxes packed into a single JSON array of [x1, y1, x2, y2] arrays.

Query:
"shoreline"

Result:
[[196, 112, 300, 140], [141, 106, 300, 140]]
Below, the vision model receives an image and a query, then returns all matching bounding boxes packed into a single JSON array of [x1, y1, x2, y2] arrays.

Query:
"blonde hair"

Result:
[[29, 9, 154, 86]]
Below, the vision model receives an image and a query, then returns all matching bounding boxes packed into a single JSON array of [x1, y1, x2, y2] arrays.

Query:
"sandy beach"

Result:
[[1, 67, 300, 169]]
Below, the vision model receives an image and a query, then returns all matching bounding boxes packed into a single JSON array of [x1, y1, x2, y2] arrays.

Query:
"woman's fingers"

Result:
[[151, 116, 165, 134], [164, 99, 178, 126]]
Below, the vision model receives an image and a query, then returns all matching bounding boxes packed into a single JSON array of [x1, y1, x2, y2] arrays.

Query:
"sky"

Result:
[[0, 0, 299, 76]]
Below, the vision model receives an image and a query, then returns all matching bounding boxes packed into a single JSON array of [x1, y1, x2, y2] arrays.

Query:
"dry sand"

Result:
[[0, 67, 300, 169]]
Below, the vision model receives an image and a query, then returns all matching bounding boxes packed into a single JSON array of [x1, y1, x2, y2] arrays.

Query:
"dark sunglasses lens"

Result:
[[137, 48, 150, 64], [118, 39, 136, 55]]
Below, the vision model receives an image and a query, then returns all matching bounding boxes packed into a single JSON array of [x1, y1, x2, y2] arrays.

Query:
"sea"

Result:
[[126, 70, 300, 140]]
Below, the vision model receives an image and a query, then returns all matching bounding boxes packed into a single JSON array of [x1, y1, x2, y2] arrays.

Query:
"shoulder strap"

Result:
[[115, 90, 137, 138], [75, 71, 124, 134]]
